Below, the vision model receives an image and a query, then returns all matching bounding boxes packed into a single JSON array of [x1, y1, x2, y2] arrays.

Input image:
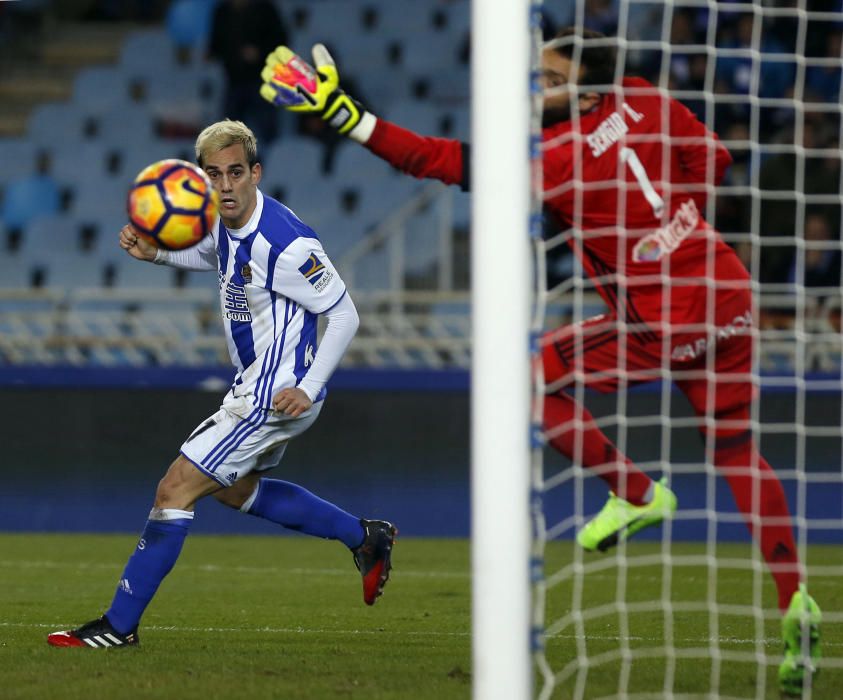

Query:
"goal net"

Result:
[[530, 2, 843, 698]]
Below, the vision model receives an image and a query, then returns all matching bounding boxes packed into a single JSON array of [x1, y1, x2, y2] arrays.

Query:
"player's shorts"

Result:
[[180, 393, 323, 487], [542, 289, 756, 419]]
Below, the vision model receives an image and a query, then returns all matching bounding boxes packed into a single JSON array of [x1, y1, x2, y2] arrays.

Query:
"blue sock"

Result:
[[105, 508, 193, 634], [244, 478, 363, 549]]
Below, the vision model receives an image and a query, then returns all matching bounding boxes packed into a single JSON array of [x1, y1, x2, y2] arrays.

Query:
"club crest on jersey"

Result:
[[299, 253, 333, 293], [241, 264, 252, 283], [632, 199, 700, 263]]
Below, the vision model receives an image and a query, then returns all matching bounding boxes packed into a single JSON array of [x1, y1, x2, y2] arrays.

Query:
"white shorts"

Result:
[[180, 393, 323, 487]]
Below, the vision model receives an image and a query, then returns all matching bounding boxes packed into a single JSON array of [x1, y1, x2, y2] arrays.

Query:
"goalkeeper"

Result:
[[260, 32, 821, 694]]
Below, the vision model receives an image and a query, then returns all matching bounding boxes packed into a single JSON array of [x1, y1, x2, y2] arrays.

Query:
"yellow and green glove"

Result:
[[260, 43, 372, 139]]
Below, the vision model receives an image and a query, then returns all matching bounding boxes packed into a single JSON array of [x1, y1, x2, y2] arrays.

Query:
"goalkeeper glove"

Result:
[[260, 44, 374, 141]]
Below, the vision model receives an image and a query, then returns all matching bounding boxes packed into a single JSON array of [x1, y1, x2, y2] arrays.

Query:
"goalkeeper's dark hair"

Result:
[[551, 27, 618, 91]]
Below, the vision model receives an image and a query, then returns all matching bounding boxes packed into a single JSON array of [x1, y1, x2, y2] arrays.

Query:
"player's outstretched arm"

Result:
[[260, 44, 470, 190], [119, 224, 157, 262]]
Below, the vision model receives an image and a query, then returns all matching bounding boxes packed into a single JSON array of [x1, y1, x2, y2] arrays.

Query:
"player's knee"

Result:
[[153, 455, 216, 510], [213, 476, 260, 510]]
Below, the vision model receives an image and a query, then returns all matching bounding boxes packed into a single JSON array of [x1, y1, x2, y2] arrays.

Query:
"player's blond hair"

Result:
[[195, 119, 258, 168]]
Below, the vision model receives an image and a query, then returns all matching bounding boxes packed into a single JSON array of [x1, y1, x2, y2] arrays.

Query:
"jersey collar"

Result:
[[225, 189, 264, 239]]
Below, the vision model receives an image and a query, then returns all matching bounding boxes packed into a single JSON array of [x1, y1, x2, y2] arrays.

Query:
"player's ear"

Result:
[[251, 162, 262, 185]]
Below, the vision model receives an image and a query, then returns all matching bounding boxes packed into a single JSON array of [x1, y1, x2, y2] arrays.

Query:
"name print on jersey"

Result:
[[299, 253, 334, 293], [224, 280, 252, 322], [586, 103, 644, 158]]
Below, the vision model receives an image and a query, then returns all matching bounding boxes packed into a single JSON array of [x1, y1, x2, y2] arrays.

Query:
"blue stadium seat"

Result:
[[50, 142, 115, 188], [37, 250, 105, 288], [119, 29, 177, 74], [68, 178, 129, 223], [280, 178, 344, 231], [304, 1, 365, 37], [0, 250, 34, 288], [261, 139, 327, 189], [19, 214, 84, 259], [72, 66, 131, 112], [98, 104, 156, 145], [367, 1, 437, 35], [382, 101, 458, 138], [1, 175, 61, 230], [0, 139, 39, 186], [27, 101, 91, 148], [330, 143, 396, 182], [400, 32, 461, 73], [109, 256, 178, 288], [427, 65, 470, 103]]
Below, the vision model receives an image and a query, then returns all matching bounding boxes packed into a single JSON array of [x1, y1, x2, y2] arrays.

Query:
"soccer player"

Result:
[[47, 119, 396, 649], [259, 31, 821, 693]]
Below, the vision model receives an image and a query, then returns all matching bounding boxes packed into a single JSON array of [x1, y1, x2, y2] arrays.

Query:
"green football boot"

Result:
[[779, 584, 822, 696], [577, 477, 677, 552]]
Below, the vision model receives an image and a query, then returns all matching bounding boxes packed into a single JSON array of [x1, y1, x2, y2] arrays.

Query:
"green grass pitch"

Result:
[[0, 534, 840, 699]]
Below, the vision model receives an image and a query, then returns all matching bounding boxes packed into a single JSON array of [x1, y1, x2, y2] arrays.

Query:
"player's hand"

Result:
[[259, 43, 365, 135], [271, 387, 313, 418], [119, 224, 157, 262]]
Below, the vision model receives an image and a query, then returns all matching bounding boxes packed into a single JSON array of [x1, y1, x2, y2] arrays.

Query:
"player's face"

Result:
[[203, 144, 262, 229], [540, 50, 599, 127]]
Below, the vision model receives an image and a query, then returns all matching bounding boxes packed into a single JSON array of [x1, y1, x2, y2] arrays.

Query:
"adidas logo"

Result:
[[119, 578, 133, 595], [226, 472, 238, 483]]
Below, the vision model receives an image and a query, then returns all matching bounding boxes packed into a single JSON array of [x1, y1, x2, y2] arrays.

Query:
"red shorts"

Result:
[[542, 291, 756, 420]]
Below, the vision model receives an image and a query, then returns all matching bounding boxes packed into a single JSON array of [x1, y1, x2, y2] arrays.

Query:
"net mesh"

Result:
[[530, 2, 843, 698]]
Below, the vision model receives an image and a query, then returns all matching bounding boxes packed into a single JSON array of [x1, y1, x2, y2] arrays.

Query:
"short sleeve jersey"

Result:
[[210, 190, 346, 408]]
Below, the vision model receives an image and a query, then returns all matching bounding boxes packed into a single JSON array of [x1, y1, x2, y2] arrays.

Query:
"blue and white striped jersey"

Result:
[[163, 190, 346, 408]]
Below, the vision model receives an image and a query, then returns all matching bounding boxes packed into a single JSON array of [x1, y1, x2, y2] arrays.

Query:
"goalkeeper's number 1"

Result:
[[620, 146, 665, 219]]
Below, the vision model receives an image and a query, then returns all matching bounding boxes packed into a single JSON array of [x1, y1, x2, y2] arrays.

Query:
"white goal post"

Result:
[[470, 0, 533, 698]]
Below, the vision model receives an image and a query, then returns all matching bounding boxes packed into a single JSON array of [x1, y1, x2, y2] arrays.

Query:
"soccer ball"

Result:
[[127, 159, 219, 250]]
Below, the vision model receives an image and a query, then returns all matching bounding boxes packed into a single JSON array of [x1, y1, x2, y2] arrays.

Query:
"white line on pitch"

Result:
[[6, 622, 843, 648]]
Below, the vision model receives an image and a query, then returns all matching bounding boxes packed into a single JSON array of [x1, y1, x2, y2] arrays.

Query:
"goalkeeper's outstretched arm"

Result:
[[260, 44, 471, 191]]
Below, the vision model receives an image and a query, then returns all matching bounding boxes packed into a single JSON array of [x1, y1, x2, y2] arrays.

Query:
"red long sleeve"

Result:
[[365, 118, 469, 189]]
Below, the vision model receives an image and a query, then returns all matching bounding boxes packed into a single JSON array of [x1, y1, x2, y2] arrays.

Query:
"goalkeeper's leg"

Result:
[[677, 334, 820, 693], [543, 319, 677, 551]]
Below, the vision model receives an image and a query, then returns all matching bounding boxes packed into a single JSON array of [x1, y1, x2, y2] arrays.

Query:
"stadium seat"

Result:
[[400, 32, 461, 73], [19, 214, 85, 259], [50, 142, 116, 187], [72, 66, 132, 112], [38, 250, 105, 288], [67, 178, 129, 223], [330, 144, 397, 182], [119, 29, 177, 74], [304, 1, 364, 37], [382, 101, 458, 138], [0, 250, 35, 288], [0, 139, 39, 186], [261, 139, 327, 189], [97, 104, 156, 145], [366, 1, 437, 35], [109, 256, 178, 289], [27, 101, 91, 148], [1, 175, 61, 230]]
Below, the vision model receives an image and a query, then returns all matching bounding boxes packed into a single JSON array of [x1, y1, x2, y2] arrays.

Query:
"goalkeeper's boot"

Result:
[[577, 477, 677, 552], [778, 584, 822, 696], [352, 519, 397, 605], [47, 615, 139, 648]]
